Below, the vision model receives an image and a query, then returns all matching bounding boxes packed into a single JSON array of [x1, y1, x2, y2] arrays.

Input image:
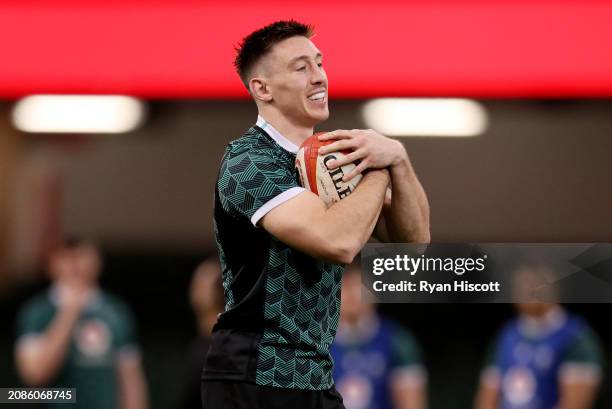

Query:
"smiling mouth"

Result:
[[307, 91, 326, 102]]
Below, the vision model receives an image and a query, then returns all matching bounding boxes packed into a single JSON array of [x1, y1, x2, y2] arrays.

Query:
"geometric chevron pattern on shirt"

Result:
[[215, 127, 345, 390]]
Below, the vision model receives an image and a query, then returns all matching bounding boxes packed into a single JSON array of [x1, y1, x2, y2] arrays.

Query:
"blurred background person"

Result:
[[331, 263, 427, 409], [176, 258, 224, 409], [475, 264, 603, 409], [14, 239, 149, 409]]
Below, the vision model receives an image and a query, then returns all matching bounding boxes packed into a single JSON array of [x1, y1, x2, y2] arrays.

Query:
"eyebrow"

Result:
[[288, 53, 323, 66]]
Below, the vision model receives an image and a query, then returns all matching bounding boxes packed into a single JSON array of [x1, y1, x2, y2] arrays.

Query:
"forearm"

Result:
[[474, 386, 499, 409], [18, 306, 80, 385], [557, 382, 599, 409], [384, 156, 430, 243], [118, 359, 149, 409], [393, 386, 427, 409], [323, 169, 389, 249], [261, 169, 389, 264]]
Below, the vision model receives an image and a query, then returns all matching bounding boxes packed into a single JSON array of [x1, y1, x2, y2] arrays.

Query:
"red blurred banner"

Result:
[[1, 1, 611, 98]]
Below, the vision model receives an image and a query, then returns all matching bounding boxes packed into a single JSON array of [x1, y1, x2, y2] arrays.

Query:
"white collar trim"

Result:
[[256, 115, 300, 154], [518, 306, 567, 338], [49, 283, 102, 309], [336, 313, 380, 345]]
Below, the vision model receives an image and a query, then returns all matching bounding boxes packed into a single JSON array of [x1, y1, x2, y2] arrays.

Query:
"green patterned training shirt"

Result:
[[16, 288, 139, 409], [203, 116, 345, 390]]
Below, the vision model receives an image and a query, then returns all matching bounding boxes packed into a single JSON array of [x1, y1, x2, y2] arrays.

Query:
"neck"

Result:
[[520, 305, 565, 337], [530, 304, 560, 321], [340, 309, 376, 328], [197, 312, 219, 337], [258, 108, 314, 145], [337, 311, 379, 345]]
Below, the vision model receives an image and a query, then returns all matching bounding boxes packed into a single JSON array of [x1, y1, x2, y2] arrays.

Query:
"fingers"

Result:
[[324, 149, 364, 169], [318, 138, 358, 155], [343, 160, 369, 182], [317, 129, 355, 141]]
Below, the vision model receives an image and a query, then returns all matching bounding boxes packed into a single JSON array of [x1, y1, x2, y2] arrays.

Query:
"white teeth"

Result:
[[308, 92, 325, 101]]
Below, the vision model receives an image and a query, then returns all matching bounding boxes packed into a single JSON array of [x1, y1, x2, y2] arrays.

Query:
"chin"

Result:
[[308, 108, 329, 124]]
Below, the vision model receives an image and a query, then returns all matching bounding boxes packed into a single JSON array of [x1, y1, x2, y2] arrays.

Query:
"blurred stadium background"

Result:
[[0, 1, 611, 408]]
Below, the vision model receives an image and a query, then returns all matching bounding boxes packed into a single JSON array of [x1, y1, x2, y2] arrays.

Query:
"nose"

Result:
[[310, 64, 326, 85]]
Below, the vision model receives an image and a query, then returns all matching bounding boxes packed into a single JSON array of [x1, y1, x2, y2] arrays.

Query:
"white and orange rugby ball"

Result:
[[295, 132, 363, 207]]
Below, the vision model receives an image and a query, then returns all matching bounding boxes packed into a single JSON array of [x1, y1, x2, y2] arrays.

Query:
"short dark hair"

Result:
[[234, 20, 314, 90], [62, 237, 87, 249]]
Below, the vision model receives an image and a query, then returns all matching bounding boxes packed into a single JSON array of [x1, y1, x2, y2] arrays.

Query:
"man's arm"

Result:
[[391, 376, 427, 409], [475, 334, 503, 409], [557, 382, 599, 409], [556, 328, 603, 409], [16, 297, 84, 386], [261, 168, 390, 264], [389, 326, 428, 409], [474, 381, 499, 409], [317, 130, 430, 244], [117, 354, 149, 409], [375, 154, 430, 243]]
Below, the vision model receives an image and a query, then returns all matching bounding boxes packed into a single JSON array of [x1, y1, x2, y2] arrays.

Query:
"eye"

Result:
[[296, 66, 306, 71], [317, 62, 323, 67]]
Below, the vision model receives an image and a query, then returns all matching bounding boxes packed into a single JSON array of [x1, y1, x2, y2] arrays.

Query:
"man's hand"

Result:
[[15, 291, 85, 386], [318, 129, 407, 181], [319, 128, 430, 244], [61, 283, 92, 312]]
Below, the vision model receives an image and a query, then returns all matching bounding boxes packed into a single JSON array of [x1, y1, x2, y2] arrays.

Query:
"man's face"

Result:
[[340, 269, 374, 323], [511, 265, 559, 318], [49, 245, 100, 288], [258, 36, 329, 126], [190, 261, 223, 314]]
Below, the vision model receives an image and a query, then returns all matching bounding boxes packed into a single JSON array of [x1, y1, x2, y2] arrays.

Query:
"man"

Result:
[[202, 20, 430, 409], [331, 264, 427, 409], [177, 259, 224, 409], [475, 266, 603, 409], [15, 240, 149, 409]]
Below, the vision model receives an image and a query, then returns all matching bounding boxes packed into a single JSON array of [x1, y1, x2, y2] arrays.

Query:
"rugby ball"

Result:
[[295, 132, 362, 207]]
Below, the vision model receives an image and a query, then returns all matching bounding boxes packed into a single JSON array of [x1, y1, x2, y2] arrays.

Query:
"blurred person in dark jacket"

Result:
[[15, 239, 149, 409], [177, 258, 224, 409]]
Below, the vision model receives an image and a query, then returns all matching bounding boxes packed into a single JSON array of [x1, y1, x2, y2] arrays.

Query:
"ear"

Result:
[[250, 77, 273, 103]]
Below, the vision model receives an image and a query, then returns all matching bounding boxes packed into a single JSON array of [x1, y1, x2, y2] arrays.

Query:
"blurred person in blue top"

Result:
[[331, 263, 427, 409], [475, 263, 603, 409], [15, 239, 149, 409]]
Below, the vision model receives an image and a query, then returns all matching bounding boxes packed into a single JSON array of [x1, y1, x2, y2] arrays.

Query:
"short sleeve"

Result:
[[112, 300, 140, 358], [479, 335, 502, 388], [390, 324, 427, 387], [559, 325, 603, 384], [218, 149, 304, 226], [391, 325, 424, 367], [15, 297, 52, 343], [482, 336, 501, 368]]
